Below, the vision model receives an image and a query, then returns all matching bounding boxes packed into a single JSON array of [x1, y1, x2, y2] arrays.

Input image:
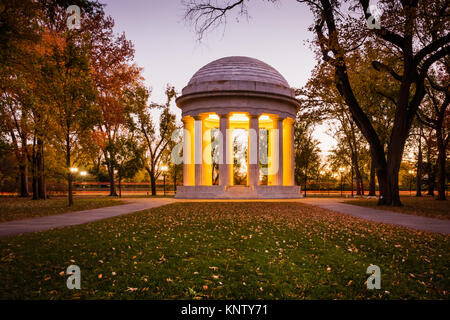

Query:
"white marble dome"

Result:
[[188, 56, 289, 87], [177, 56, 299, 118]]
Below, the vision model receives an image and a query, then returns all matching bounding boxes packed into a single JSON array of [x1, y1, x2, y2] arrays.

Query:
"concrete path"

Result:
[[301, 198, 450, 235], [0, 198, 175, 238], [1, 197, 448, 238]]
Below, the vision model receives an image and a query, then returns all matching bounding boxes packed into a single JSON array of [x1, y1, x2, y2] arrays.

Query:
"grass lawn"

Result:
[[0, 197, 126, 222], [344, 196, 450, 220], [0, 202, 448, 300]]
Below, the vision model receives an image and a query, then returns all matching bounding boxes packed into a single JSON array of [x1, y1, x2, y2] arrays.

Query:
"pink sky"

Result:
[[101, 0, 334, 155]]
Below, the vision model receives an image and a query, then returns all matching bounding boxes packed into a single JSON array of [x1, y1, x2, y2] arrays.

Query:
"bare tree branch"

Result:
[[372, 61, 403, 81], [183, 0, 247, 40]]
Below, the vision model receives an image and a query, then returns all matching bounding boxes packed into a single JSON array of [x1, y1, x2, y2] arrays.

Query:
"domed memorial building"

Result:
[[175, 56, 301, 199]]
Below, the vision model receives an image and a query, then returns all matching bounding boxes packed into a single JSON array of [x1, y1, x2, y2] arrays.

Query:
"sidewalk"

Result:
[[0, 198, 175, 238], [1, 197, 448, 238], [301, 198, 450, 235]]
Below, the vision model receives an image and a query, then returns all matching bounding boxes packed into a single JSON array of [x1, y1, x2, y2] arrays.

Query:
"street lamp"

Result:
[[70, 167, 78, 173], [69, 168, 78, 185], [161, 165, 168, 196]]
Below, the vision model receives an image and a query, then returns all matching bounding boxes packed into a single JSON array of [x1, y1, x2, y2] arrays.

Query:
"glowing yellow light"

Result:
[[80, 171, 87, 176], [207, 114, 219, 120], [259, 115, 270, 121], [229, 113, 249, 122]]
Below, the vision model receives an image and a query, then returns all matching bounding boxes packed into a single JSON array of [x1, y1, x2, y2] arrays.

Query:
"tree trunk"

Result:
[[37, 138, 46, 199], [375, 164, 389, 204], [107, 164, 118, 197], [351, 162, 354, 197], [105, 159, 118, 197], [66, 138, 73, 207], [118, 177, 122, 198], [9, 127, 29, 198], [378, 94, 414, 207], [427, 171, 436, 196], [31, 173, 38, 199], [353, 154, 364, 196], [18, 163, 29, 197], [304, 164, 308, 197], [416, 130, 423, 197], [369, 157, 376, 196], [355, 171, 363, 196], [150, 171, 157, 196], [68, 171, 73, 206], [381, 160, 402, 206], [425, 144, 436, 195], [31, 137, 38, 200], [94, 155, 102, 181], [359, 165, 365, 195], [436, 130, 447, 200]]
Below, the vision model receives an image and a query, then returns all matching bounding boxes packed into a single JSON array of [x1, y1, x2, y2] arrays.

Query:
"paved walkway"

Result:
[[1, 197, 448, 238], [0, 198, 175, 238], [301, 198, 450, 235]]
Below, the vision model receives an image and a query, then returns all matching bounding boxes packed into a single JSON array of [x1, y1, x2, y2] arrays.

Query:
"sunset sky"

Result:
[[101, 0, 334, 155]]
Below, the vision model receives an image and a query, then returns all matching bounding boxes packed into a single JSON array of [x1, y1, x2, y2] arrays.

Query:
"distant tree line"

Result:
[[0, 0, 179, 205]]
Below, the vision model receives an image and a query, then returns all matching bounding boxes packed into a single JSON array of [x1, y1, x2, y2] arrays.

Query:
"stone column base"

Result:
[[175, 185, 302, 199]]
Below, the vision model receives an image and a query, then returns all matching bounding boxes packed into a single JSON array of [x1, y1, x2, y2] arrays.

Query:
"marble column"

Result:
[[194, 115, 203, 186], [218, 113, 232, 187], [202, 117, 212, 185], [276, 117, 284, 186], [248, 114, 260, 188], [282, 118, 295, 186], [289, 119, 295, 186], [182, 117, 195, 186], [268, 116, 282, 186]]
